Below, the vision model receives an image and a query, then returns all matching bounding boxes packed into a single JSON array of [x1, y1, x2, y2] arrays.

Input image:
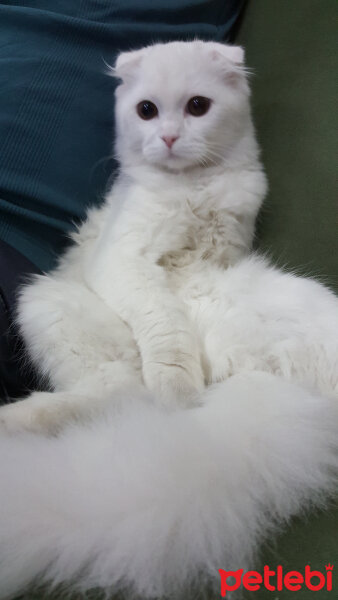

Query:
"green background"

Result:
[[237, 1, 338, 597], [239, 0, 338, 293]]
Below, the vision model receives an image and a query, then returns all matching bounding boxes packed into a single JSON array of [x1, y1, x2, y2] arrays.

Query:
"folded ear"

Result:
[[209, 43, 245, 66], [113, 48, 146, 81], [208, 43, 247, 87]]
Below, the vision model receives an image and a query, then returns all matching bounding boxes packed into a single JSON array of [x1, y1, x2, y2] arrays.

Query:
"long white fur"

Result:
[[0, 40, 337, 598], [0, 373, 337, 599]]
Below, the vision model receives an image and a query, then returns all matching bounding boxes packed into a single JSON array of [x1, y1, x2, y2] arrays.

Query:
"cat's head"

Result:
[[113, 41, 251, 172]]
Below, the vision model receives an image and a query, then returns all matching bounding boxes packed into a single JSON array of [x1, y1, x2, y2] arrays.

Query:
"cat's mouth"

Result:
[[165, 147, 186, 163], [144, 143, 200, 171]]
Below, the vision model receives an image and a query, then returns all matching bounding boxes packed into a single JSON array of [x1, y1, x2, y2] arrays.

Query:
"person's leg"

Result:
[[0, 240, 42, 402]]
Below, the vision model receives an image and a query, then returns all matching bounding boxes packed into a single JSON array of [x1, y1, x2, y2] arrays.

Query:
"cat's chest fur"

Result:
[[125, 170, 254, 272], [158, 200, 229, 271], [90, 166, 261, 288]]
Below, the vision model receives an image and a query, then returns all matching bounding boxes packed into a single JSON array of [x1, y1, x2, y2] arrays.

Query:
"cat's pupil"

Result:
[[186, 96, 211, 117], [137, 100, 158, 120]]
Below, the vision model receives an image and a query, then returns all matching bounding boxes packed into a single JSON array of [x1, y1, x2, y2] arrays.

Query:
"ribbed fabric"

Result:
[[0, 0, 245, 271]]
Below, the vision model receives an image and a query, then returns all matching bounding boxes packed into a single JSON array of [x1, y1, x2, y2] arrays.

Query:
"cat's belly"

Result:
[[171, 257, 338, 396]]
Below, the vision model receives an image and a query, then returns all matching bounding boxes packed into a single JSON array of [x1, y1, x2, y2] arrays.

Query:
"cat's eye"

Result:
[[137, 100, 158, 120], [186, 96, 211, 117]]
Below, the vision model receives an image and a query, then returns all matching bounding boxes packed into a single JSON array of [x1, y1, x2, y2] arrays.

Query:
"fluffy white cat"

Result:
[[0, 41, 337, 599]]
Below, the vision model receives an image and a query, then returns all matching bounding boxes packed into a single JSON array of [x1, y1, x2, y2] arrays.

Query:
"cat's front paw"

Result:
[[143, 360, 205, 409]]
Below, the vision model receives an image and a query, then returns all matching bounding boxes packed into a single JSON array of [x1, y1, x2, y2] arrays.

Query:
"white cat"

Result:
[[0, 41, 337, 599]]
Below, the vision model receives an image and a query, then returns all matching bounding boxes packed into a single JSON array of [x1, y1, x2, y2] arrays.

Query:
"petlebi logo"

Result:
[[219, 564, 334, 596]]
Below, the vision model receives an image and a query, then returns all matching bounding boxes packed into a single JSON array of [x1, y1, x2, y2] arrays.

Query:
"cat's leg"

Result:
[[204, 316, 338, 400], [0, 274, 143, 434], [86, 200, 206, 408], [87, 254, 205, 407], [0, 360, 143, 435], [192, 258, 338, 398]]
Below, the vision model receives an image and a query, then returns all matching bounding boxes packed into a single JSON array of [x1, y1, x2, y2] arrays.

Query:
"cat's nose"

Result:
[[161, 135, 179, 149]]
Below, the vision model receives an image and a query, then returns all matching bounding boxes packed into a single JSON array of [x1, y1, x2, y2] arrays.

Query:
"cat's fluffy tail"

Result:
[[0, 372, 337, 599]]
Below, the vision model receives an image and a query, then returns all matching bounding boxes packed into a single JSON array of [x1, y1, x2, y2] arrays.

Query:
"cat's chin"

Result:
[[122, 149, 218, 175], [146, 154, 209, 174]]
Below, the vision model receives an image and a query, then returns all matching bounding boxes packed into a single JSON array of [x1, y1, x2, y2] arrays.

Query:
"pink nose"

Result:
[[161, 135, 179, 149]]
